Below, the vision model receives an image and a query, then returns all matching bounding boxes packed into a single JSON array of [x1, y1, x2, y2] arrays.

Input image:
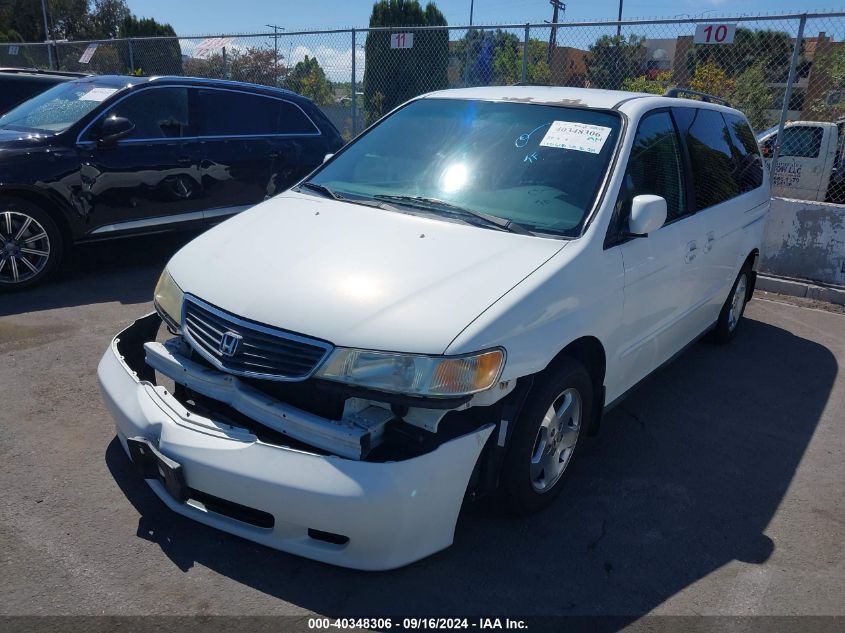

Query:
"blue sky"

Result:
[[125, 0, 834, 35]]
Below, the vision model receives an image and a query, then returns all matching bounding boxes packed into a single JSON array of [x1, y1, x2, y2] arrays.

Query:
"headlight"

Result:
[[315, 348, 505, 397], [153, 268, 184, 329]]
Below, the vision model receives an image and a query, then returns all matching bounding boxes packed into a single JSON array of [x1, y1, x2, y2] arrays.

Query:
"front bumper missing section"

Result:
[[97, 313, 494, 570]]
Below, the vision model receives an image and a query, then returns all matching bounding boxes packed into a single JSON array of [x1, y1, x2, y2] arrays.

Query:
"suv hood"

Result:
[[168, 192, 565, 354]]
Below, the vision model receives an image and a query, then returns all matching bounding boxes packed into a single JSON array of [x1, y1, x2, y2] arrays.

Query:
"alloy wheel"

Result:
[[0, 210, 51, 285], [728, 272, 748, 332], [530, 387, 582, 492]]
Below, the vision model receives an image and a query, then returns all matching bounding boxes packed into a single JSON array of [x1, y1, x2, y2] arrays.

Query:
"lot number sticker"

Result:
[[539, 121, 612, 154], [694, 23, 736, 45], [80, 87, 118, 101]]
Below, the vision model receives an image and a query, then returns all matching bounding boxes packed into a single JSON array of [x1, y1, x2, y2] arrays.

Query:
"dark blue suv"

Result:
[[0, 75, 344, 289]]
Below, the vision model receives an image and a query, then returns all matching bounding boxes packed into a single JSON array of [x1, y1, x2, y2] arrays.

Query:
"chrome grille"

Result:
[[182, 295, 332, 381]]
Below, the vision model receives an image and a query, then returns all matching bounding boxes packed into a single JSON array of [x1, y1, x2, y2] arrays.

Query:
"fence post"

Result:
[[351, 28, 357, 138], [128, 38, 135, 74], [770, 13, 807, 185], [522, 23, 529, 83]]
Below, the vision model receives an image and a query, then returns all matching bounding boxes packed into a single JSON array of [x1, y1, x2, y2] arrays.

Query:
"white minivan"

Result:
[[98, 87, 770, 570]]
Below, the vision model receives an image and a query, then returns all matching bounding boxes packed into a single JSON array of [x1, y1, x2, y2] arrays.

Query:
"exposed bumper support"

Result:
[[98, 314, 494, 570]]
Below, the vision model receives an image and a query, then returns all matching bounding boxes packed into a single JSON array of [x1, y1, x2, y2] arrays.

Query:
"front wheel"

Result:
[[712, 265, 751, 344], [499, 358, 593, 515], [0, 197, 63, 291]]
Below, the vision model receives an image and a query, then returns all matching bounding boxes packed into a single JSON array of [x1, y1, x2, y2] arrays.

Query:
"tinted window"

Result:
[[723, 112, 764, 193], [675, 107, 740, 209], [620, 111, 686, 224], [780, 126, 823, 158], [98, 87, 189, 139], [196, 89, 318, 136]]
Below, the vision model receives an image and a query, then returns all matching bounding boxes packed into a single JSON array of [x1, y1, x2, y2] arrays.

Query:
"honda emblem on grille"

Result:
[[219, 331, 243, 357]]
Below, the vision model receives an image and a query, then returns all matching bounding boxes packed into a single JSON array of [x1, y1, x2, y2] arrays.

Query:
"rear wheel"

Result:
[[499, 358, 593, 515], [0, 198, 63, 291], [712, 264, 751, 344]]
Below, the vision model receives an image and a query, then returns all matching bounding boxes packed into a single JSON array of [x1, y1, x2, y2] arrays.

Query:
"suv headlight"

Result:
[[154, 268, 184, 330], [315, 348, 505, 397]]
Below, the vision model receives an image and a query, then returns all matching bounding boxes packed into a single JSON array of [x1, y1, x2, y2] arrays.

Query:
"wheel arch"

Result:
[[546, 335, 606, 435], [0, 187, 75, 246]]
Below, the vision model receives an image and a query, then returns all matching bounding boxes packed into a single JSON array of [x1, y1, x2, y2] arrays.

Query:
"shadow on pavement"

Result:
[[0, 230, 201, 317], [105, 315, 836, 622]]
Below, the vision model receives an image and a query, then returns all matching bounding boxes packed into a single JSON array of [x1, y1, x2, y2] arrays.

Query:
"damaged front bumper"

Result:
[[97, 313, 493, 570]]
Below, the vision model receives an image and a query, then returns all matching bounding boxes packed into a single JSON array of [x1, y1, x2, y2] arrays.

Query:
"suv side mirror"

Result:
[[97, 116, 135, 145], [627, 194, 667, 237]]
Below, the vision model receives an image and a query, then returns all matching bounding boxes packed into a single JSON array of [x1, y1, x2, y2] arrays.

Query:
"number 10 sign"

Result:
[[694, 23, 737, 45]]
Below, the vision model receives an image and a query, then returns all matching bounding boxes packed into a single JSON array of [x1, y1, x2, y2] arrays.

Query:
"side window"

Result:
[[618, 111, 686, 226], [780, 126, 823, 158], [96, 87, 189, 139], [723, 112, 764, 193], [675, 107, 740, 209], [196, 89, 318, 136]]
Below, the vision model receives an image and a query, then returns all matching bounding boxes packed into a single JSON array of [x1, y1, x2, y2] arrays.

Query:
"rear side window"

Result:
[[723, 112, 764, 193], [99, 87, 189, 139], [196, 89, 318, 136], [675, 107, 740, 209], [780, 126, 823, 158], [621, 111, 686, 223]]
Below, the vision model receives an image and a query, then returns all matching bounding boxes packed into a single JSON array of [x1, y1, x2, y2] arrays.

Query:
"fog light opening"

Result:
[[308, 528, 350, 546]]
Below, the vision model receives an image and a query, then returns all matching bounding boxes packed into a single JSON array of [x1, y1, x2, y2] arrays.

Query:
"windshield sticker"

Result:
[[539, 121, 612, 154], [79, 87, 118, 102]]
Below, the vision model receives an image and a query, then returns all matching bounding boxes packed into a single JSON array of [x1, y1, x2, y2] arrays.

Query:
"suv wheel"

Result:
[[500, 358, 593, 515], [0, 198, 63, 291], [712, 264, 751, 344]]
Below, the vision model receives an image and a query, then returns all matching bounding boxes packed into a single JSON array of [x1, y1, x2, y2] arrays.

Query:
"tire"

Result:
[[0, 197, 63, 291], [711, 263, 751, 344], [499, 357, 593, 515]]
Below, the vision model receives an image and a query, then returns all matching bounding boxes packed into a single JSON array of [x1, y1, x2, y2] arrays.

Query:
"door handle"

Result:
[[685, 240, 698, 263], [703, 231, 716, 253], [177, 156, 192, 166]]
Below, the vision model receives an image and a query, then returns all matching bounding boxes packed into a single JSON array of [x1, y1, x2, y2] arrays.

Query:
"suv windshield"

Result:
[[0, 80, 121, 133], [308, 98, 622, 236]]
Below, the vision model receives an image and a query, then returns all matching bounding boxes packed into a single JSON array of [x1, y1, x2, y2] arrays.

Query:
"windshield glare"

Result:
[[0, 81, 121, 133], [310, 98, 621, 236]]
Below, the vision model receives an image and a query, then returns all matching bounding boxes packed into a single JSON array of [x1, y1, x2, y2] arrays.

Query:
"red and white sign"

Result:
[[192, 37, 234, 58], [694, 23, 737, 45], [390, 32, 414, 49], [79, 42, 98, 64]]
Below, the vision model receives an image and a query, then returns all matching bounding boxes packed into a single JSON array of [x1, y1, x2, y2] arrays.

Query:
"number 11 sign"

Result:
[[390, 32, 414, 49], [694, 23, 737, 45]]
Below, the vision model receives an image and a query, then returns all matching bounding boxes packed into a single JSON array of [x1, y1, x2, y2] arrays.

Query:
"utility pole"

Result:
[[616, 0, 624, 37], [548, 0, 565, 65], [40, 0, 54, 70], [266, 24, 284, 85]]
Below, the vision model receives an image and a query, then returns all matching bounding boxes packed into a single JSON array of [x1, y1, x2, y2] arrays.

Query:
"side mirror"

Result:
[[627, 194, 667, 237], [97, 116, 135, 145], [323, 153, 334, 164]]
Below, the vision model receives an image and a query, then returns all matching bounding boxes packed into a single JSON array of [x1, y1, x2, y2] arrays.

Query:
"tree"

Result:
[[363, 0, 448, 124], [586, 34, 647, 90], [685, 28, 795, 82], [730, 63, 772, 131], [185, 47, 280, 86], [621, 71, 673, 95], [91, 0, 130, 39], [689, 61, 735, 100], [118, 15, 182, 75], [284, 56, 334, 105], [454, 31, 550, 86]]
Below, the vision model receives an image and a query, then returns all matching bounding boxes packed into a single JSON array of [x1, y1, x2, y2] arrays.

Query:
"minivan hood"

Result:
[[168, 192, 565, 354]]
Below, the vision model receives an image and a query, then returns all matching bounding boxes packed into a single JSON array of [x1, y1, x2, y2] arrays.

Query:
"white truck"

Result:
[[758, 119, 845, 203]]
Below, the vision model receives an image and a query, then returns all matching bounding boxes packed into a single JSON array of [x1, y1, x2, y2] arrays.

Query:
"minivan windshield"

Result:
[[308, 98, 622, 236], [0, 80, 123, 133]]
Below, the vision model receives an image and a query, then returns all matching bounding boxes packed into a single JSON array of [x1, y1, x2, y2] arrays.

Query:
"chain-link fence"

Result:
[[1, 12, 844, 203]]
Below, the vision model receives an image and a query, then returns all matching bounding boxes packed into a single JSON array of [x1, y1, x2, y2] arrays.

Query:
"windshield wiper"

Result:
[[298, 181, 343, 200], [372, 195, 533, 235]]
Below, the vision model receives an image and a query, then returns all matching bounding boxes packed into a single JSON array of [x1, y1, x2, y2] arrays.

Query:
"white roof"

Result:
[[422, 86, 653, 110]]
